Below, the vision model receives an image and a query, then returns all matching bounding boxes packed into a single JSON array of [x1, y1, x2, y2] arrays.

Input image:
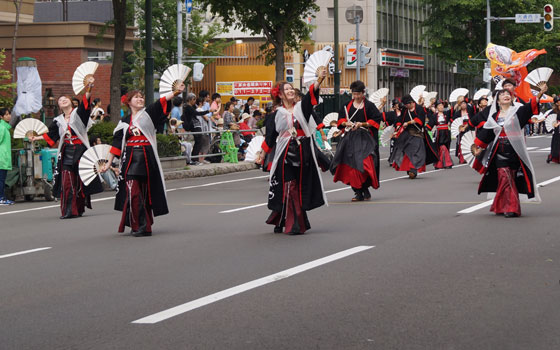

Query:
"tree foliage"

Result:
[[0, 50, 16, 108], [420, 0, 560, 72], [197, 0, 319, 81], [123, 0, 232, 91]]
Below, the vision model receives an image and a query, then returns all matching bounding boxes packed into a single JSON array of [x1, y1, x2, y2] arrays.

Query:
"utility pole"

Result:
[[355, 14, 361, 81], [486, 0, 491, 89], [177, 0, 183, 65], [334, 0, 340, 111], [145, 0, 154, 104]]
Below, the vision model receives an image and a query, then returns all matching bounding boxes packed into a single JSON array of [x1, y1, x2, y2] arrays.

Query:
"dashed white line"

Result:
[[0, 247, 52, 259], [131, 245, 374, 324]]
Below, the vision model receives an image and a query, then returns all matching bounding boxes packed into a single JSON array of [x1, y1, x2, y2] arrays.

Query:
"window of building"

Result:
[[88, 51, 112, 61], [327, 7, 334, 19]]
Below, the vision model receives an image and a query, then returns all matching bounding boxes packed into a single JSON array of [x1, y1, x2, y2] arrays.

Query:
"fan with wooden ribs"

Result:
[[159, 64, 192, 95], [72, 62, 99, 95]]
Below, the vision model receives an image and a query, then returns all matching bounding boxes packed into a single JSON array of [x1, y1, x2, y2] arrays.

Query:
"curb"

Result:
[[164, 161, 259, 180]]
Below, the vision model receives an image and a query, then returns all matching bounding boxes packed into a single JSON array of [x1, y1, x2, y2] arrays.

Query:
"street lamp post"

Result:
[[145, 0, 154, 105], [486, 0, 491, 89], [334, 0, 341, 111]]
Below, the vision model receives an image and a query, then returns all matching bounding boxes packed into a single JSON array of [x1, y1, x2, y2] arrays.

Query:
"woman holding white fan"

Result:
[[101, 65, 187, 237], [32, 73, 103, 218]]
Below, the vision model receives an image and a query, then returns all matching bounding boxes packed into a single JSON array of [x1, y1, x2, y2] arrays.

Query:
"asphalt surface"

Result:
[[1, 135, 559, 350]]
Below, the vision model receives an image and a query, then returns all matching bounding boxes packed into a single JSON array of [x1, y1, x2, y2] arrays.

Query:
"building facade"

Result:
[[312, 0, 482, 104], [0, 0, 135, 119]]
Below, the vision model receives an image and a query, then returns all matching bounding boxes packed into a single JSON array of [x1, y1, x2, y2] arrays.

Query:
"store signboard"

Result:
[[390, 68, 410, 78], [379, 51, 424, 70], [216, 81, 273, 96]]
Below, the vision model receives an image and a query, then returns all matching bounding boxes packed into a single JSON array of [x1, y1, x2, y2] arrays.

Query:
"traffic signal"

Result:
[[193, 62, 204, 81], [360, 46, 371, 67], [285, 67, 294, 83], [544, 4, 553, 32]]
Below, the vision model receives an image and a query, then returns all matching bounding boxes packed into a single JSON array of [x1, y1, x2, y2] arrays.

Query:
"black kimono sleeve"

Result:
[[382, 111, 398, 126], [365, 101, 382, 129], [110, 128, 125, 157], [76, 95, 92, 126], [516, 98, 540, 127], [426, 111, 436, 131], [145, 96, 173, 130], [262, 112, 278, 154], [300, 84, 322, 124], [43, 120, 61, 148], [337, 103, 348, 130]]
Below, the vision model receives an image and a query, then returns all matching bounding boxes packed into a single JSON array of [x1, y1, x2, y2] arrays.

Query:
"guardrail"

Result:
[[172, 128, 264, 163]]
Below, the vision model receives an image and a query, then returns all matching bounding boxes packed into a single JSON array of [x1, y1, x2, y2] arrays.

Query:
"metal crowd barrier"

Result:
[[172, 128, 264, 163]]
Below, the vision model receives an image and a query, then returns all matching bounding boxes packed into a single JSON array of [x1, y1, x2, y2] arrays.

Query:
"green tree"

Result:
[[124, 0, 231, 92], [0, 50, 16, 108], [420, 0, 560, 72], [110, 0, 130, 121], [197, 0, 319, 82]]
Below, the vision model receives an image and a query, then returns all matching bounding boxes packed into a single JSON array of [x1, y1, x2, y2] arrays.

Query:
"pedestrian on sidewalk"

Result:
[[0, 108, 14, 205]]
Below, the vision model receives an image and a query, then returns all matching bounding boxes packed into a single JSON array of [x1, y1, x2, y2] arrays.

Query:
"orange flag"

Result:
[[486, 43, 551, 103]]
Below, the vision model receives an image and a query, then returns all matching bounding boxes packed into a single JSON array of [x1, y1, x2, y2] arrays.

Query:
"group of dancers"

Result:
[[31, 76, 185, 237], [26, 60, 557, 237], [261, 72, 554, 235]]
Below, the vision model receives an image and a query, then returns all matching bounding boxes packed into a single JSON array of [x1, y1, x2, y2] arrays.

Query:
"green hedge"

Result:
[[9, 121, 181, 158], [156, 134, 182, 157], [89, 121, 117, 144]]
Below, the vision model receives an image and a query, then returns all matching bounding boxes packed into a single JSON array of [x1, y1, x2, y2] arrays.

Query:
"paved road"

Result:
[[1, 135, 559, 349]]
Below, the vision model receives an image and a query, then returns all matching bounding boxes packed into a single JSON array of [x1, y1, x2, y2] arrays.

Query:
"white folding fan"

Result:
[[244, 136, 265, 163], [380, 125, 395, 147], [303, 50, 333, 87], [79, 144, 112, 186], [369, 88, 389, 109], [450, 118, 463, 138], [460, 131, 476, 166], [13, 118, 48, 139], [525, 67, 553, 87], [410, 85, 426, 104], [473, 88, 491, 101], [546, 113, 557, 132], [159, 64, 192, 95], [449, 88, 469, 103], [72, 61, 99, 95], [327, 127, 340, 140], [423, 91, 438, 108], [322, 112, 338, 127]]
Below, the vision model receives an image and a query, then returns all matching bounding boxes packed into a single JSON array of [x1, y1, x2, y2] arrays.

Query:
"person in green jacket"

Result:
[[0, 108, 14, 205]]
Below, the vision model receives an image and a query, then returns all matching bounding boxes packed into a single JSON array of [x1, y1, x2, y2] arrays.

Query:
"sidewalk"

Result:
[[163, 161, 259, 180]]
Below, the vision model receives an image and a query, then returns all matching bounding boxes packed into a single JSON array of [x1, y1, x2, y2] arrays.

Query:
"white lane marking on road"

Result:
[[0, 175, 269, 216], [220, 164, 468, 213], [538, 175, 560, 187], [0, 247, 52, 259], [456, 200, 494, 214], [220, 203, 268, 213], [458, 175, 560, 214], [526, 147, 538, 151], [131, 245, 374, 324]]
